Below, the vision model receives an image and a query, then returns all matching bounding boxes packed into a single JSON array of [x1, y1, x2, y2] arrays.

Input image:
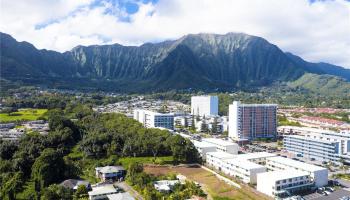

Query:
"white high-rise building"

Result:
[[133, 109, 174, 130], [229, 101, 277, 142], [191, 96, 218, 117]]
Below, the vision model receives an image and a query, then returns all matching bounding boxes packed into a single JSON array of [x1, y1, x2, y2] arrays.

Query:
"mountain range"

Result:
[[1, 32, 350, 92]]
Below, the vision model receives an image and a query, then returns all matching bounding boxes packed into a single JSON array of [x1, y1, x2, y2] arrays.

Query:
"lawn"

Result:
[[144, 165, 272, 200], [119, 156, 174, 167], [0, 108, 48, 122]]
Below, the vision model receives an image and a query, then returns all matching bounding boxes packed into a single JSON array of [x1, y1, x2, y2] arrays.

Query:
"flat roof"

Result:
[[206, 151, 236, 159], [107, 193, 135, 200], [266, 156, 327, 172], [202, 138, 238, 147], [258, 170, 309, 181], [96, 166, 125, 174], [235, 152, 277, 160], [88, 184, 117, 196], [285, 135, 338, 144], [225, 158, 265, 170], [191, 140, 216, 148]]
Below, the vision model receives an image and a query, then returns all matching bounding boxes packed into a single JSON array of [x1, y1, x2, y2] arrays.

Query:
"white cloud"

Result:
[[1, 0, 350, 68]]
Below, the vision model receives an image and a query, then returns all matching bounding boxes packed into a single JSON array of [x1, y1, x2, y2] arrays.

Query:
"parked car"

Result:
[[324, 191, 331, 195], [326, 187, 334, 192]]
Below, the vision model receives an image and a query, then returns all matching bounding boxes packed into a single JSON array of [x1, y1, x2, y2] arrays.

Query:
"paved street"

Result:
[[337, 179, 350, 188]]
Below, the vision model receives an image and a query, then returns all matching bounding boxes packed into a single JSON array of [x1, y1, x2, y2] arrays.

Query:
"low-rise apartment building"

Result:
[[191, 140, 217, 160], [281, 126, 350, 163], [257, 170, 312, 198], [265, 156, 328, 187], [223, 158, 266, 184], [206, 151, 236, 171], [202, 138, 239, 154]]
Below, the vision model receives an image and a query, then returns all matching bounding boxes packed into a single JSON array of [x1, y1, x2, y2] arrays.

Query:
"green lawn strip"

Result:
[[119, 156, 174, 168], [0, 108, 48, 122]]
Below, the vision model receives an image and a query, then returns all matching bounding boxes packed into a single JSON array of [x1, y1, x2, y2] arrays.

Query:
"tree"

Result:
[[200, 121, 208, 133], [126, 162, 144, 185], [0, 172, 23, 200], [75, 185, 88, 199], [41, 184, 73, 200], [31, 148, 65, 188], [190, 115, 196, 132], [0, 141, 18, 160], [184, 116, 189, 128], [211, 117, 219, 134], [167, 135, 200, 164]]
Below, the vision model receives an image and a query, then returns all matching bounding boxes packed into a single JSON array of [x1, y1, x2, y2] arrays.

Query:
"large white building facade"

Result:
[[257, 170, 313, 198], [202, 138, 239, 154], [265, 156, 328, 187], [229, 101, 277, 141], [191, 96, 218, 117], [281, 127, 350, 163], [133, 109, 174, 130]]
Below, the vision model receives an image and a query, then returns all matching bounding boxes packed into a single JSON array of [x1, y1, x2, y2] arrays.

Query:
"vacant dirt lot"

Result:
[[144, 165, 271, 200]]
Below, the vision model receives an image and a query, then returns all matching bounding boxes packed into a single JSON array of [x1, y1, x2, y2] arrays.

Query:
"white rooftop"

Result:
[[107, 193, 135, 200], [258, 170, 309, 181], [96, 166, 125, 174], [225, 158, 265, 170], [134, 109, 174, 116], [88, 184, 117, 196], [191, 140, 216, 148], [285, 134, 339, 144], [206, 151, 236, 159], [267, 156, 327, 172], [235, 152, 277, 160], [202, 138, 238, 147]]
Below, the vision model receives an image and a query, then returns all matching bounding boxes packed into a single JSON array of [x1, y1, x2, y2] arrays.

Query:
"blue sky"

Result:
[[1, 0, 350, 68]]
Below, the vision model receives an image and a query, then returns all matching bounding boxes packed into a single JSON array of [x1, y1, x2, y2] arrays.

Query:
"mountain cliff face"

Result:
[[1, 32, 349, 91]]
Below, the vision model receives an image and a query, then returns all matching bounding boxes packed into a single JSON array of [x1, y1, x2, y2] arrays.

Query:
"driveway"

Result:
[[115, 182, 143, 200]]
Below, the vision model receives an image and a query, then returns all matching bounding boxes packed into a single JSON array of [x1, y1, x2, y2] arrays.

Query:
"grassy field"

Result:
[[144, 165, 272, 200], [0, 108, 48, 122]]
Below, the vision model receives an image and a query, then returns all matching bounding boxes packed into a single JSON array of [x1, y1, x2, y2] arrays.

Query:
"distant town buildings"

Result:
[[290, 116, 350, 130], [228, 101, 277, 142], [94, 96, 189, 117], [133, 109, 174, 130], [191, 96, 218, 117], [0, 121, 49, 140]]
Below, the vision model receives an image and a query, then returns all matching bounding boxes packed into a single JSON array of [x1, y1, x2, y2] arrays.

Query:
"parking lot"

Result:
[[303, 189, 350, 200]]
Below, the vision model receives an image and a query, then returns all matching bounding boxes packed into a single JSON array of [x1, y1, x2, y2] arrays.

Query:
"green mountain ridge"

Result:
[[288, 73, 350, 95], [1, 32, 349, 92]]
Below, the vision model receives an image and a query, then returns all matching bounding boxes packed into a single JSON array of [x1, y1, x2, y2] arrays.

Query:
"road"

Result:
[[115, 182, 144, 200]]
